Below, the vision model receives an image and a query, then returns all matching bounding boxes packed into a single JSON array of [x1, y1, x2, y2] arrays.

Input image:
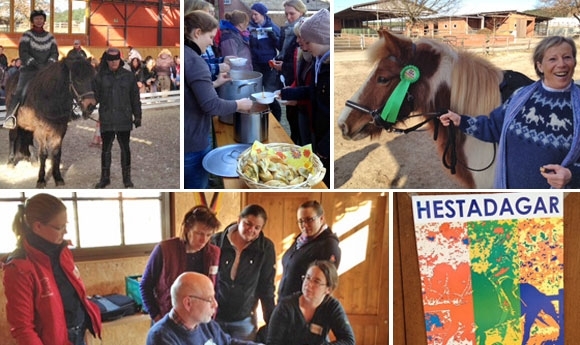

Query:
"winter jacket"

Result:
[[95, 60, 142, 132], [140, 237, 221, 319], [278, 227, 341, 298], [66, 48, 88, 60], [276, 18, 304, 85], [184, 38, 237, 153], [19, 28, 58, 72], [219, 20, 253, 71], [2, 238, 102, 345], [211, 225, 276, 323], [281, 51, 330, 159], [248, 16, 280, 64]]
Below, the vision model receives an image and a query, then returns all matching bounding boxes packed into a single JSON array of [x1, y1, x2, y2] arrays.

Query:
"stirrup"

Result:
[[3, 115, 16, 129]]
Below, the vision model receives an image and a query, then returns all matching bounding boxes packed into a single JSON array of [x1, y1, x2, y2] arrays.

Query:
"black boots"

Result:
[[94, 165, 133, 188], [94, 168, 110, 188], [95, 152, 111, 188], [122, 165, 134, 188], [3, 95, 20, 130]]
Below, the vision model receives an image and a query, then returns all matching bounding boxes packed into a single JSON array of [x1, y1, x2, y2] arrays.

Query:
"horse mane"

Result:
[[25, 60, 72, 123], [451, 51, 503, 115], [411, 38, 503, 116], [23, 58, 95, 123]]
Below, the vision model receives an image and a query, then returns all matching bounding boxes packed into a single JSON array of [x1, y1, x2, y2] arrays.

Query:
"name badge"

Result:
[[204, 339, 217, 345], [209, 265, 219, 275], [309, 323, 323, 336]]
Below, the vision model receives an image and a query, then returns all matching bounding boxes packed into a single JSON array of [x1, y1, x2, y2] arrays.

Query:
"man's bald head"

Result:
[[171, 272, 212, 307]]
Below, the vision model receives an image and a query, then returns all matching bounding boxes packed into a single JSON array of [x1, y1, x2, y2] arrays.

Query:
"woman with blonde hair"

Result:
[[155, 48, 175, 92]]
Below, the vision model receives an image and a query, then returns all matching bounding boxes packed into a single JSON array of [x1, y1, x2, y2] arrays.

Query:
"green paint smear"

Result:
[[468, 220, 522, 344]]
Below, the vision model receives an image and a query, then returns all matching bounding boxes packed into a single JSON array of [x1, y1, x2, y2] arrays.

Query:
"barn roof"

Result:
[[334, 0, 434, 22]]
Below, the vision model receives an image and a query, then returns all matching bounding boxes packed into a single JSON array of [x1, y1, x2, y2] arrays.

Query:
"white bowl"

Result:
[[251, 92, 276, 104], [229, 58, 247, 67]]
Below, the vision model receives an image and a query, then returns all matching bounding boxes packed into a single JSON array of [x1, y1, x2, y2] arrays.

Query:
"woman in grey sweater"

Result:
[[183, 10, 252, 189]]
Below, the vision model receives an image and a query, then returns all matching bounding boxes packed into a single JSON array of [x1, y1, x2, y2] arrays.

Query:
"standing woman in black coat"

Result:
[[94, 47, 142, 188]]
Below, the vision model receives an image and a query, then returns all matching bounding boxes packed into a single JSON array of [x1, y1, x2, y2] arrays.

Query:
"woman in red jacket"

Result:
[[140, 205, 221, 323], [2, 193, 102, 345]]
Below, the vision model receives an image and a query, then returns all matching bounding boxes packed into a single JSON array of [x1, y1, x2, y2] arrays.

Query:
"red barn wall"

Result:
[[89, 2, 179, 47]]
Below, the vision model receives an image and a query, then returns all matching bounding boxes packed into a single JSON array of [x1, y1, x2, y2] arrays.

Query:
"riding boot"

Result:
[[122, 165, 134, 188], [3, 94, 20, 130], [95, 152, 111, 188]]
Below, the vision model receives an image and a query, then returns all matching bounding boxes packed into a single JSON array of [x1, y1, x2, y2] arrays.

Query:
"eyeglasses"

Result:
[[44, 223, 67, 232], [188, 295, 215, 304], [297, 216, 318, 225], [301, 274, 327, 287]]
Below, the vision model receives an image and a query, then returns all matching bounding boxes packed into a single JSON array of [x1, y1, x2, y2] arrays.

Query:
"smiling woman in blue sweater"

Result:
[[440, 36, 580, 189]]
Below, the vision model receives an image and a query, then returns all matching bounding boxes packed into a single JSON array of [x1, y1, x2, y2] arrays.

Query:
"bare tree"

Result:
[[539, 0, 580, 22], [393, 0, 463, 26]]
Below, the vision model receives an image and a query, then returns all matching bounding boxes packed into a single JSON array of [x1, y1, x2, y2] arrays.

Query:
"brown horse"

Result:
[[5, 57, 97, 188], [337, 30, 509, 188]]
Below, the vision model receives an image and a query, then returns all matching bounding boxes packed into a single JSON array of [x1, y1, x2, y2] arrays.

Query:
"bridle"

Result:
[[68, 68, 95, 116], [344, 57, 496, 175]]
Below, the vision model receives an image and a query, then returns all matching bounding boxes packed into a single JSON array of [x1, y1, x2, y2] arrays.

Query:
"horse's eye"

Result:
[[377, 76, 390, 84]]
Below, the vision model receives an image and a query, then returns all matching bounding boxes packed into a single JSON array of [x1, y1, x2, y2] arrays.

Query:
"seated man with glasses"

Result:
[[146, 272, 264, 345], [267, 260, 355, 345], [277, 200, 342, 299]]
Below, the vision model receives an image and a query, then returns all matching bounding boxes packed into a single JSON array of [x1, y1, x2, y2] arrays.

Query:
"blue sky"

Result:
[[334, 0, 542, 14]]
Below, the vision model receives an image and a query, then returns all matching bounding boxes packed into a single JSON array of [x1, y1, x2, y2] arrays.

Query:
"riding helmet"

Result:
[[30, 9, 47, 22]]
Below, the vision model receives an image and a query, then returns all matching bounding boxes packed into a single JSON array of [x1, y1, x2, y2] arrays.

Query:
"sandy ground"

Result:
[[333, 43, 580, 189], [0, 106, 180, 189]]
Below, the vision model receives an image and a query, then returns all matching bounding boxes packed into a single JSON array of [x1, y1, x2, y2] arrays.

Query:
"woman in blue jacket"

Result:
[[248, 2, 282, 121]]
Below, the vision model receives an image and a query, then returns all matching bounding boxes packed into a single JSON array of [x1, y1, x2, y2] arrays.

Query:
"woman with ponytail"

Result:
[[2, 193, 102, 345]]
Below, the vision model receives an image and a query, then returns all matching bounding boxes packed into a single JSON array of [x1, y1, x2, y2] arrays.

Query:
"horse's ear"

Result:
[[381, 31, 413, 62]]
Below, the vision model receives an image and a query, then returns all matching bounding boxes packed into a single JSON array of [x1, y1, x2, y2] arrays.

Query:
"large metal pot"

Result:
[[218, 70, 263, 124], [234, 103, 269, 143]]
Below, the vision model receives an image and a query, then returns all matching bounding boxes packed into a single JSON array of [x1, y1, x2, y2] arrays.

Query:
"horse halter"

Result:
[[68, 69, 95, 114], [345, 64, 425, 129], [344, 60, 495, 175]]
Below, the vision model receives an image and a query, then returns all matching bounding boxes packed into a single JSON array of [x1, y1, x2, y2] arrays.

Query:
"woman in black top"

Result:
[[267, 260, 355, 345], [211, 204, 276, 341]]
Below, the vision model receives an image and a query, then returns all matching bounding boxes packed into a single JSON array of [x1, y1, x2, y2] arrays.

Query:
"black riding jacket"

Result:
[[211, 224, 276, 324], [95, 61, 142, 132]]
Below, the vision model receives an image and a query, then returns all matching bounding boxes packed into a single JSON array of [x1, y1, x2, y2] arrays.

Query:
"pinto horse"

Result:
[[5, 57, 97, 188], [337, 30, 533, 188]]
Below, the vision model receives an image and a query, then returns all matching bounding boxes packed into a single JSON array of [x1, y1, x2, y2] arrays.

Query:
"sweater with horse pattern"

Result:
[[459, 82, 580, 188]]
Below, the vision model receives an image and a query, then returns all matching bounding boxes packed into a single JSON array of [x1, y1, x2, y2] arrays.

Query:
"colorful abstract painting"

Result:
[[412, 193, 564, 345]]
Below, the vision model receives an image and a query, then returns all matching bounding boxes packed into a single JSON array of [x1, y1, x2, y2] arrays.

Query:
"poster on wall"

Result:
[[411, 192, 564, 345]]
